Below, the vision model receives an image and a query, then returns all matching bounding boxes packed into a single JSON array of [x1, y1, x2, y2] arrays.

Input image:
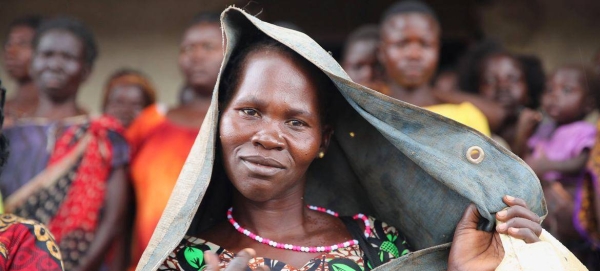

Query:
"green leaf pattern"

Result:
[[184, 246, 205, 270]]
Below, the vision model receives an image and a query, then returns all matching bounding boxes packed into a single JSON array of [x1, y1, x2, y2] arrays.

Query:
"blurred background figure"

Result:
[[0, 17, 129, 271], [520, 65, 599, 268], [475, 51, 544, 151], [102, 69, 157, 128], [432, 68, 458, 93], [125, 12, 224, 268], [341, 24, 386, 91], [177, 85, 194, 105], [2, 15, 42, 123], [0, 80, 64, 271], [377, 0, 510, 136], [593, 48, 600, 77]]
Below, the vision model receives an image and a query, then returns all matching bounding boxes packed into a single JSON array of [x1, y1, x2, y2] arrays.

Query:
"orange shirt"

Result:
[[126, 104, 199, 265]]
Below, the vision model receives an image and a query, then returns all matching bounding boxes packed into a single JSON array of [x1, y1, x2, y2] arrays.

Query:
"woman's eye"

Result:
[[241, 108, 259, 117], [287, 120, 308, 127], [562, 87, 572, 94]]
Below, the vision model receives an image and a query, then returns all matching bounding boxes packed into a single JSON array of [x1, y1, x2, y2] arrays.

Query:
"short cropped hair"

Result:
[[32, 17, 98, 67], [342, 25, 380, 60], [381, 0, 440, 26]]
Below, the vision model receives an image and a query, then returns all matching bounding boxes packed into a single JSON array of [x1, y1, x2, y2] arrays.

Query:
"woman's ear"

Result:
[[319, 125, 334, 154]]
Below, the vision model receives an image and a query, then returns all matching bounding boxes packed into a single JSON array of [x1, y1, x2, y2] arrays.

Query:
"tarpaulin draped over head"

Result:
[[137, 7, 546, 270]]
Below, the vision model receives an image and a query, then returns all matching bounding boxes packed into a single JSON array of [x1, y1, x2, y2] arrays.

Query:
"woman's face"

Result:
[[479, 55, 528, 110], [31, 30, 88, 101], [219, 50, 330, 202], [104, 84, 145, 127]]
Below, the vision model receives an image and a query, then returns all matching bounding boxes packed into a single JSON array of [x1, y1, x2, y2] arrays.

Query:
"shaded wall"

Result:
[[480, 0, 600, 72]]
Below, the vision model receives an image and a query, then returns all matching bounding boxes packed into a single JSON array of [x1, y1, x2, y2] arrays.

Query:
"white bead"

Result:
[[331, 245, 338, 250], [243, 230, 250, 235], [256, 237, 263, 242]]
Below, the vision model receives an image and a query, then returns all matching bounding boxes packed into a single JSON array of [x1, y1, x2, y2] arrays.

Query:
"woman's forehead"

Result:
[[228, 52, 321, 110]]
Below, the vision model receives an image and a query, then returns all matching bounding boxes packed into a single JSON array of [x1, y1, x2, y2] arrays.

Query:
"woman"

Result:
[[125, 13, 224, 267], [138, 8, 566, 271], [2, 17, 129, 271], [103, 69, 157, 129]]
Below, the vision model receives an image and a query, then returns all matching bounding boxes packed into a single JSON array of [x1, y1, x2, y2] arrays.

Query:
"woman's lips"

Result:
[[240, 155, 285, 177]]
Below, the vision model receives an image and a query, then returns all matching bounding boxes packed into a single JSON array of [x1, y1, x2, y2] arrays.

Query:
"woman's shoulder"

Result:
[[125, 103, 168, 145]]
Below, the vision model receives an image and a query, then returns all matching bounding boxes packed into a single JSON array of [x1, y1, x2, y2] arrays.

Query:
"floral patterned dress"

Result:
[[160, 216, 410, 271]]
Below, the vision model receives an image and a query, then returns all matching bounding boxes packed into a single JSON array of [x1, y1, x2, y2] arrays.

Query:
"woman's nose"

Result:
[[251, 126, 285, 151], [46, 55, 63, 70], [406, 43, 423, 60]]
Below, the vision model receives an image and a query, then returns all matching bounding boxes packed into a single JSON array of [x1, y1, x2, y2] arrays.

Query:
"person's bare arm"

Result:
[[434, 91, 509, 132], [527, 150, 590, 178], [73, 166, 129, 271]]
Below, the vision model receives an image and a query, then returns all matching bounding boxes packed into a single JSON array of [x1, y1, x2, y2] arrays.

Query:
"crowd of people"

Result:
[[0, 1, 598, 270]]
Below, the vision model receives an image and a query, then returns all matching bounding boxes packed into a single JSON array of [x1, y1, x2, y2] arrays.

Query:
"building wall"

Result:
[[480, 0, 600, 71]]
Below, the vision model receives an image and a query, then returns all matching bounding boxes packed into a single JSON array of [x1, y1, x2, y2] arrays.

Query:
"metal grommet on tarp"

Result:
[[466, 146, 485, 164]]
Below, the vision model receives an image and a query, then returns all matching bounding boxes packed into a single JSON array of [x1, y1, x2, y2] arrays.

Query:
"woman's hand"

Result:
[[205, 248, 270, 271], [448, 195, 542, 271]]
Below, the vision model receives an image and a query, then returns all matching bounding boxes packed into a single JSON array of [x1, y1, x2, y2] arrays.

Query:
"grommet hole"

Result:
[[467, 146, 485, 164]]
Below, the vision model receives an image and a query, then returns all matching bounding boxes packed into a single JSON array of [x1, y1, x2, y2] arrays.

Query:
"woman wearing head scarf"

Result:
[[137, 7, 582, 271], [102, 69, 157, 129]]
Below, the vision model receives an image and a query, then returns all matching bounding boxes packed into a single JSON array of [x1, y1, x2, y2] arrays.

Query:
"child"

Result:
[[341, 25, 385, 91], [477, 52, 545, 152], [521, 65, 599, 260]]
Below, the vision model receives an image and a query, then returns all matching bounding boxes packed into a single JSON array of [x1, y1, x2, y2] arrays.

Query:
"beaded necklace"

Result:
[[227, 205, 371, 253]]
